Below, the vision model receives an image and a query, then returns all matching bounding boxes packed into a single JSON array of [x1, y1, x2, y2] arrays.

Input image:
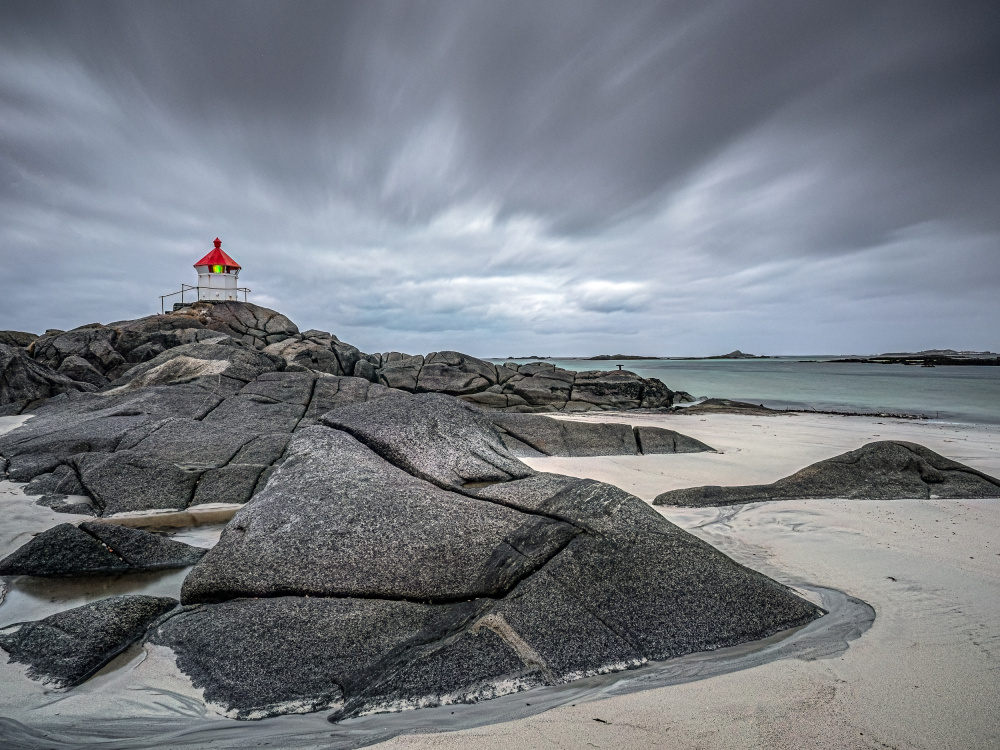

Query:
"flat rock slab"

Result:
[[0, 523, 205, 576], [181, 427, 577, 604], [0, 595, 176, 687], [489, 415, 717, 457], [655, 440, 1000, 506], [634, 425, 717, 454], [490, 414, 636, 457], [322, 393, 533, 489]]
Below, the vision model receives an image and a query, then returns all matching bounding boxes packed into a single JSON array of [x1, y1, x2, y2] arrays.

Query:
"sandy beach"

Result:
[[372, 412, 1000, 749]]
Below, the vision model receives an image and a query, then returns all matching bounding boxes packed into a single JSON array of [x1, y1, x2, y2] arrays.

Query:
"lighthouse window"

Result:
[[212, 264, 224, 274]]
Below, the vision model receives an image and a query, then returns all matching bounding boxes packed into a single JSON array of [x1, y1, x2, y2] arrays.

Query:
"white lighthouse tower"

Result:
[[193, 238, 242, 302]]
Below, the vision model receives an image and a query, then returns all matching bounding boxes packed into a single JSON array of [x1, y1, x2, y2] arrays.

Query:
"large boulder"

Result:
[[634, 425, 717, 454], [29, 324, 126, 379], [263, 329, 363, 376], [181, 427, 576, 604], [491, 413, 638, 456], [153, 412, 822, 721], [489, 414, 716, 457], [0, 595, 176, 687], [0, 522, 205, 576], [415, 351, 499, 395], [0, 343, 95, 414], [654, 441, 1000, 506]]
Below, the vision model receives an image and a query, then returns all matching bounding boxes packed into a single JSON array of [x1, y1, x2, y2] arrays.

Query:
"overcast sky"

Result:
[[1, 1, 998, 356]]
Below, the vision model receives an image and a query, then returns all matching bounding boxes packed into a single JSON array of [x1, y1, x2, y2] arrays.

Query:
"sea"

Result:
[[488, 357, 1000, 424]]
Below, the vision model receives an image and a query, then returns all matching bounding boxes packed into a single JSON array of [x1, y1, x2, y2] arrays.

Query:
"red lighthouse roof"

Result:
[[194, 238, 241, 270]]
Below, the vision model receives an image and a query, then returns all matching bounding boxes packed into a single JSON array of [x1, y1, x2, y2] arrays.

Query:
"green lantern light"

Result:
[[212, 264, 224, 274]]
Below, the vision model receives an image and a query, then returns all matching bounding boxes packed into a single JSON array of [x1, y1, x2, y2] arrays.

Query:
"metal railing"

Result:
[[159, 284, 252, 313]]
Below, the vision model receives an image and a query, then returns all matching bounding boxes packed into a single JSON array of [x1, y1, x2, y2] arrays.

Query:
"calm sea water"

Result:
[[489, 357, 1000, 424]]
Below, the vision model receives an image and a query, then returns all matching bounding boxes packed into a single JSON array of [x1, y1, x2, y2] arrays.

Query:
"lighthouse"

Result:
[[193, 238, 242, 302]]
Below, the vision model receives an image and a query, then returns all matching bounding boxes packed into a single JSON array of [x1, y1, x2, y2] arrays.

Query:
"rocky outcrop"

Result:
[[149, 396, 822, 721], [0, 522, 205, 576], [0, 331, 38, 348], [27, 302, 298, 382], [0, 369, 412, 514], [263, 329, 363, 377], [359, 351, 692, 413], [654, 441, 1000, 506], [0, 595, 176, 687], [489, 414, 716, 457], [0, 343, 95, 415]]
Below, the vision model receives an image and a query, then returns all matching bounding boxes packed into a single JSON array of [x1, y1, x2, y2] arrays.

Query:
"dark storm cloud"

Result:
[[1, 0, 998, 355]]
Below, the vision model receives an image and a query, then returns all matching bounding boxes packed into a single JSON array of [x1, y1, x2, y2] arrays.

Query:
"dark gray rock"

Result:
[[570, 370, 644, 410], [0, 343, 94, 413], [34, 495, 96, 515], [0, 524, 129, 576], [74, 450, 203, 515], [634, 426, 717, 454], [0, 384, 224, 483], [29, 324, 125, 377], [334, 612, 540, 721], [262, 329, 361, 376], [376, 355, 424, 391], [490, 413, 637, 457], [23, 464, 85, 496], [149, 597, 487, 720], [654, 440, 1000, 506], [0, 331, 38, 348], [352, 358, 378, 382], [57, 355, 110, 388], [416, 351, 498, 395], [80, 522, 206, 569], [322, 393, 534, 489], [0, 522, 205, 576], [191, 463, 267, 505], [164, 457, 821, 720], [0, 595, 176, 687], [181, 427, 576, 604]]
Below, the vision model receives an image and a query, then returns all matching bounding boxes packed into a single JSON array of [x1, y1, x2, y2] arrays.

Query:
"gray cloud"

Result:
[[1, 0, 998, 356]]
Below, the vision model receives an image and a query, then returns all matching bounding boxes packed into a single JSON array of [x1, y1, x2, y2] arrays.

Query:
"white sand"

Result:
[[373, 413, 1000, 749]]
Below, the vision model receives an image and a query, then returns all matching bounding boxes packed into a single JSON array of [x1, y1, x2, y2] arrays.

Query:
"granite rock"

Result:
[[0, 595, 176, 687], [654, 440, 1000, 506], [0, 343, 95, 414], [181, 427, 576, 604], [0, 522, 204, 576], [322, 392, 534, 489]]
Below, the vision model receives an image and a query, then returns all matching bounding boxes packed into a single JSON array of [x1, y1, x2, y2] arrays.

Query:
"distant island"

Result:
[[827, 350, 999, 367], [586, 354, 662, 360], [665, 350, 772, 360]]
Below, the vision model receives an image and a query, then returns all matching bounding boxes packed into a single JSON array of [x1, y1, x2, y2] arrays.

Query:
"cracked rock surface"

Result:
[[0, 522, 206, 576], [654, 440, 1000, 506], [151, 394, 824, 721]]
